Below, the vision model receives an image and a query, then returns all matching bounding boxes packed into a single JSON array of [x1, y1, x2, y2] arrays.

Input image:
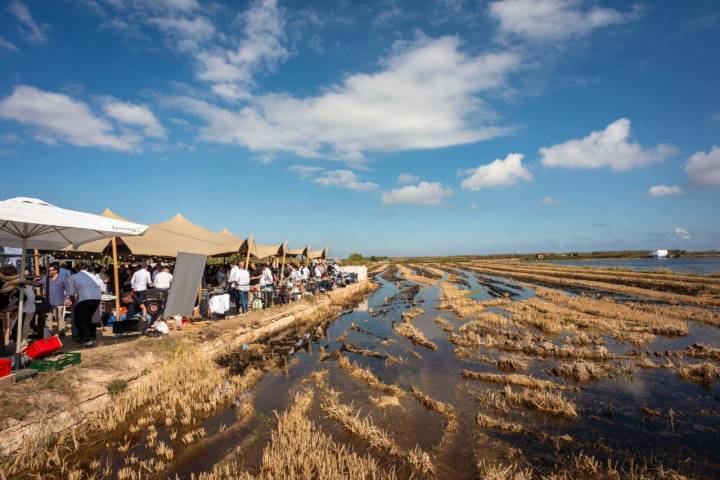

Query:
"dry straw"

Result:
[[336, 355, 405, 398]]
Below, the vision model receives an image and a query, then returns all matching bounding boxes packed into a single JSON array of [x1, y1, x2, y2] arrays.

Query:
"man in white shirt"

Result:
[[227, 261, 250, 314], [66, 264, 103, 347], [154, 266, 173, 290], [301, 265, 310, 281], [259, 264, 275, 308], [290, 265, 302, 285], [130, 263, 153, 321], [288, 265, 303, 302]]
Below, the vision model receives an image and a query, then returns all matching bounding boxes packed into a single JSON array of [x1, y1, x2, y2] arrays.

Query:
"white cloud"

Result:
[[7, 1, 47, 43], [685, 145, 720, 187], [102, 100, 166, 138], [540, 118, 676, 171], [488, 0, 641, 41], [0, 36, 17, 51], [254, 153, 275, 164], [171, 35, 519, 159], [648, 185, 683, 197], [674, 227, 691, 240], [153, 0, 199, 12], [130, 0, 200, 13], [147, 16, 215, 52], [398, 172, 420, 184], [0, 85, 139, 151], [712, 112, 720, 122], [289, 164, 325, 179], [313, 170, 378, 191], [373, 0, 405, 26], [196, 0, 288, 99], [542, 196, 561, 205], [460, 153, 533, 191], [382, 181, 454, 205], [469, 202, 478, 209]]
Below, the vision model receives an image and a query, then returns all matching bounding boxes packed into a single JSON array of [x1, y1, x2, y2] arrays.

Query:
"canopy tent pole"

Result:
[[111, 238, 121, 318], [197, 283, 203, 318], [279, 242, 287, 281], [244, 248, 251, 269], [33, 249, 40, 276], [43, 254, 50, 310], [15, 235, 27, 361]]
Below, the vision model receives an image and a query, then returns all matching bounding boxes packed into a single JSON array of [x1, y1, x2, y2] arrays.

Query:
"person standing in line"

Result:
[[228, 261, 250, 315], [215, 266, 227, 288], [154, 266, 173, 290], [227, 261, 242, 314], [260, 263, 275, 308], [44, 264, 68, 337], [65, 263, 102, 348], [289, 265, 303, 302], [301, 264, 310, 282], [300, 263, 310, 295], [130, 263, 153, 324], [118, 265, 129, 293], [59, 262, 72, 279]]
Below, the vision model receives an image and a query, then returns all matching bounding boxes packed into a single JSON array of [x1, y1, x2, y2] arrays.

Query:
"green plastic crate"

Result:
[[29, 352, 81, 372]]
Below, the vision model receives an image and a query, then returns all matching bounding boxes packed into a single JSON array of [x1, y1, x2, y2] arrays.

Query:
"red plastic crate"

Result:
[[25, 336, 63, 359], [0, 358, 11, 377]]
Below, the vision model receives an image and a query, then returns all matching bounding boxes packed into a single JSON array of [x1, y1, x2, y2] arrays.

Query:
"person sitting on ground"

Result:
[[154, 265, 173, 290], [65, 263, 102, 348]]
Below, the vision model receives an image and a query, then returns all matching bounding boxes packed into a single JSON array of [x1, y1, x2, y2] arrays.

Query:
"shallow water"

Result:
[[159, 271, 720, 479], [544, 256, 720, 274], [71, 269, 720, 479]]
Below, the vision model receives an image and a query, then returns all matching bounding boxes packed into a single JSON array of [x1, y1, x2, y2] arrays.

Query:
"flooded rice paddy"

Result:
[[6, 261, 720, 479], [545, 256, 720, 275]]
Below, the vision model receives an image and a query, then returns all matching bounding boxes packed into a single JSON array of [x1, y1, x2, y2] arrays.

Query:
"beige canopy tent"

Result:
[[62, 209, 239, 320], [218, 228, 242, 244], [282, 244, 311, 257], [202, 234, 283, 266], [65, 210, 235, 258], [309, 247, 328, 260]]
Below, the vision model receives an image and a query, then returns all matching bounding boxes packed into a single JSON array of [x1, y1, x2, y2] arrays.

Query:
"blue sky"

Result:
[[0, 0, 719, 257]]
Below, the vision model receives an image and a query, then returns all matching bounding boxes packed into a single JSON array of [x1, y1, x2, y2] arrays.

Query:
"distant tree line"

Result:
[[345, 253, 390, 265]]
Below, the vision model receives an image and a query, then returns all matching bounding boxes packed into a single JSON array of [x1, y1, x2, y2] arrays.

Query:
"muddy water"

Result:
[[173, 271, 720, 478]]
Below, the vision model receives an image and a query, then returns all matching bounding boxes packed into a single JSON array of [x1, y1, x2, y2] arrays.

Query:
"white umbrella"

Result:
[[0, 197, 148, 363]]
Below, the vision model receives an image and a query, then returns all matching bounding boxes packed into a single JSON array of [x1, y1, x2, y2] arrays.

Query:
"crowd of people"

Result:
[[0, 256, 348, 352], [209, 259, 342, 315]]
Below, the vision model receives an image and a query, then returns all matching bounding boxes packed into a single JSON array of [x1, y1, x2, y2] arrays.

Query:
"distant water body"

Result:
[[543, 256, 720, 275]]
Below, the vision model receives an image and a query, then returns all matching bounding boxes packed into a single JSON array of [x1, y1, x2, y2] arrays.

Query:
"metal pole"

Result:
[[111, 238, 121, 318], [15, 236, 27, 364]]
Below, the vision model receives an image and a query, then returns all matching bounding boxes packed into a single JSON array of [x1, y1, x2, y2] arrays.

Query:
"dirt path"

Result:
[[0, 281, 374, 456]]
